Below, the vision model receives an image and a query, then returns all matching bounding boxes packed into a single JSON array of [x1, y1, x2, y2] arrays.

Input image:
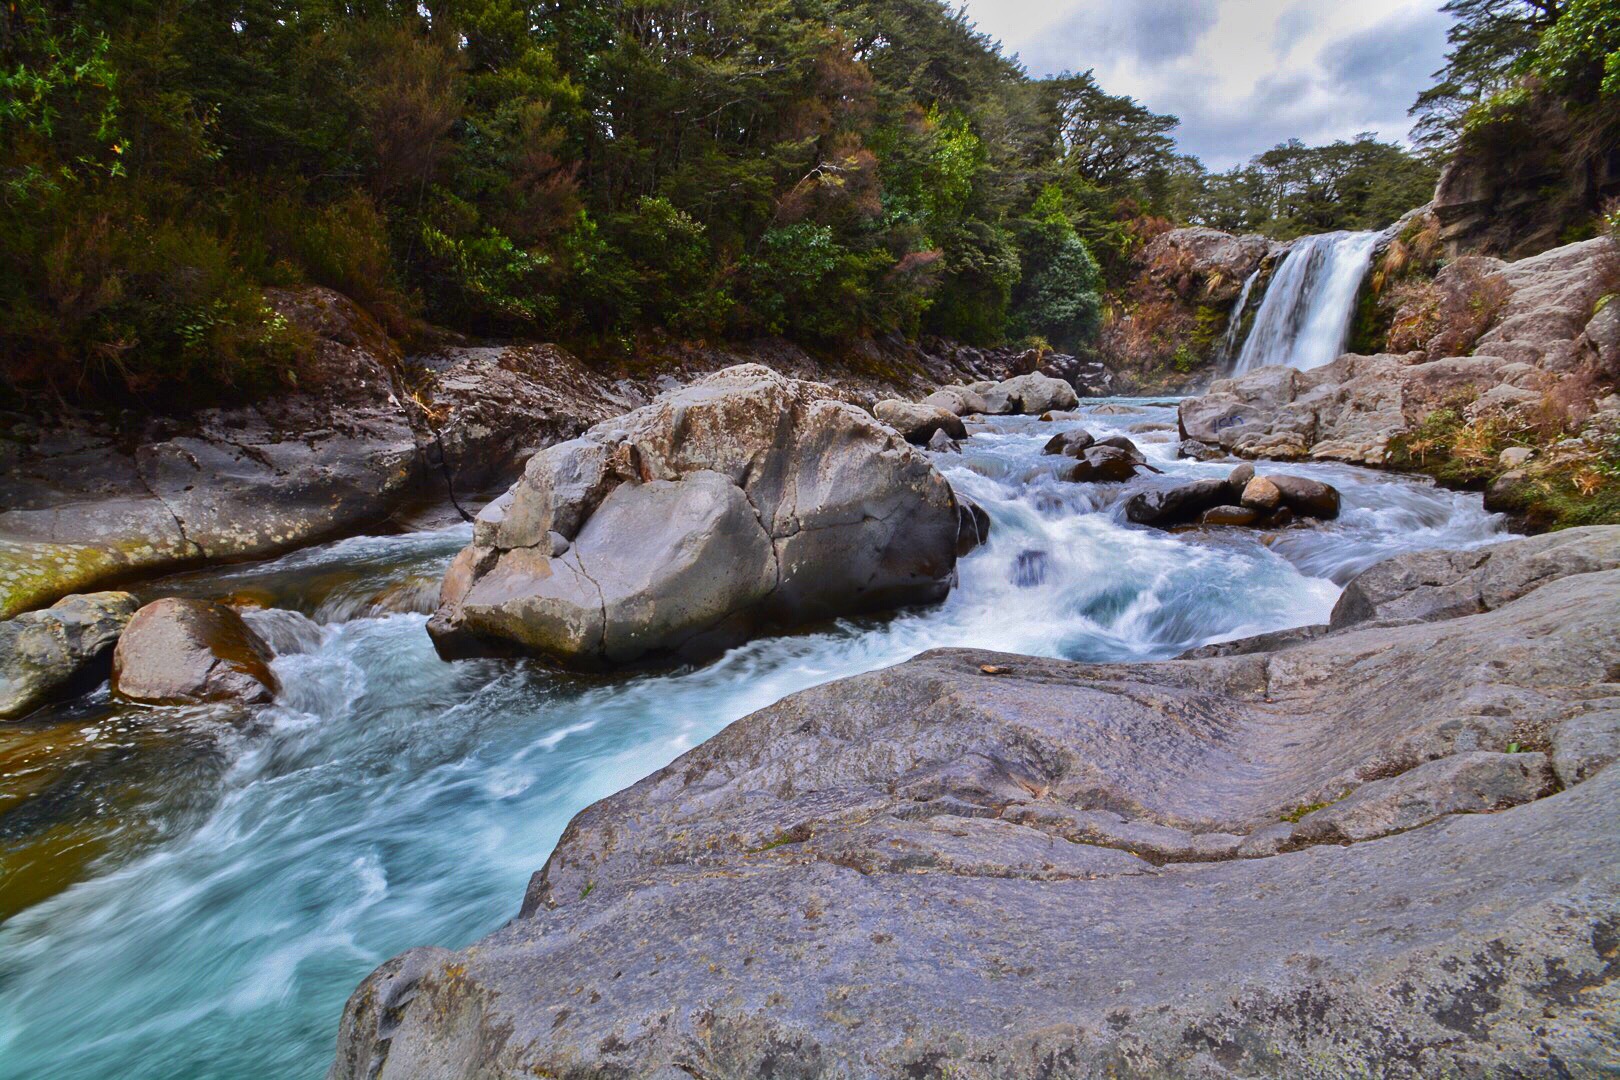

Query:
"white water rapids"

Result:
[[1228, 230, 1379, 376], [0, 402, 1510, 1079]]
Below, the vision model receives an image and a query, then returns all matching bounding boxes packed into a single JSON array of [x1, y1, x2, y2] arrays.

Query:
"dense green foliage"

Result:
[[0, 0, 1133, 403], [1410, 0, 1619, 170], [1185, 134, 1439, 240], [0, 1, 1479, 406]]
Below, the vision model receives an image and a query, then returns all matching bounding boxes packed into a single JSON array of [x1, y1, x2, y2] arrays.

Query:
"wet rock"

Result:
[[1268, 474, 1340, 519], [1124, 478, 1232, 528], [1127, 470, 1335, 530], [925, 428, 960, 454], [1200, 505, 1260, 527], [873, 400, 968, 445], [430, 366, 960, 667], [334, 531, 1620, 1080], [1094, 434, 1146, 461], [0, 592, 139, 719], [1041, 428, 1094, 457], [1176, 438, 1225, 461], [1551, 711, 1620, 787], [981, 372, 1078, 416], [1290, 751, 1552, 845], [111, 598, 278, 706], [1067, 445, 1146, 484], [954, 498, 991, 557], [1329, 526, 1620, 631], [1240, 475, 1282, 512]]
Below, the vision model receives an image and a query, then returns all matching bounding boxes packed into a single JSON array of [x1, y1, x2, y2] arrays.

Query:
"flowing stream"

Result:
[[1229, 230, 1379, 376], [0, 401, 1510, 1080]]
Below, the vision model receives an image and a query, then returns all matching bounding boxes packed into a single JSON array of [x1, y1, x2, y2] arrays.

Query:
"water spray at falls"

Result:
[[1228, 231, 1379, 376]]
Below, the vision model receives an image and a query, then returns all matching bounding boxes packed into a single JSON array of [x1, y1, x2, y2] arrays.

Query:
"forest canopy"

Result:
[[0, 0, 1540, 404]]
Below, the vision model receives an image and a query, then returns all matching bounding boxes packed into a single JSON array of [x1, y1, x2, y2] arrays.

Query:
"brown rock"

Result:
[[1240, 475, 1283, 512], [112, 598, 278, 706], [1269, 474, 1341, 519], [1200, 505, 1261, 527]]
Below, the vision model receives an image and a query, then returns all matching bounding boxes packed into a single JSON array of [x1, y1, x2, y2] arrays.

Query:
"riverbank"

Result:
[[0, 289, 1111, 624], [0, 401, 1519, 1079]]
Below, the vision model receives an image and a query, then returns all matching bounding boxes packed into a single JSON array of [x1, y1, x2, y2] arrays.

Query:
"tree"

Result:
[[1410, 0, 1567, 151]]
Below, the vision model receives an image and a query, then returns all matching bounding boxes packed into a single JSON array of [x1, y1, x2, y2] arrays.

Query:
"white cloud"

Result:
[[962, 0, 1451, 168]]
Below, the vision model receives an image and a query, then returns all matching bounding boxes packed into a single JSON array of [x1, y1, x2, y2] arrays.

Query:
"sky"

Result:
[[959, 0, 1453, 169]]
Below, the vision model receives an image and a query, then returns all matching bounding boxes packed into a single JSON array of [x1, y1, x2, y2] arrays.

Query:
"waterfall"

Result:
[[1214, 267, 1262, 365], [1228, 230, 1378, 376]]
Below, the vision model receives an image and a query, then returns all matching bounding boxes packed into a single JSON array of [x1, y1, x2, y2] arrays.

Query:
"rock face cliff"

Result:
[[1097, 227, 1279, 393], [331, 528, 1620, 1079]]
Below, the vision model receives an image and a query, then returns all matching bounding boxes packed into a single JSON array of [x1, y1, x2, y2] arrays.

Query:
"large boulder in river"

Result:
[[332, 530, 1620, 1079], [428, 366, 961, 667], [872, 400, 967, 445], [111, 598, 279, 706], [981, 372, 1078, 415], [0, 591, 139, 719]]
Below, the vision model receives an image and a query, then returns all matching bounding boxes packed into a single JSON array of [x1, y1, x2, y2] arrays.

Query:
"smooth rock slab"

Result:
[[1288, 750, 1552, 844], [334, 532, 1620, 1079]]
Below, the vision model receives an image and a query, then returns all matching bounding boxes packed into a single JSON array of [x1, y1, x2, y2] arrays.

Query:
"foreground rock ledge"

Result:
[[335, 530, 1620, 1079]]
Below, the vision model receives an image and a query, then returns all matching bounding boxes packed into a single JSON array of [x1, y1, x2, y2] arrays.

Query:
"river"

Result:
[[0, 400, 1510, 1079]]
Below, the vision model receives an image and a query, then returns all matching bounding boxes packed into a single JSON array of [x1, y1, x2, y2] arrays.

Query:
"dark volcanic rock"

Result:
[[112, 598, 278, 706], [1041, 428, 1095, 457], [954, 498, 991, 557], [1128, 471, 1338, 530], [1199, 504, 1260, 527], [1124, 478, 1232, 528], [332, 530, 1620, 1080], [1268, 474, 1340, 519], [1067, 445, 1145, 484]]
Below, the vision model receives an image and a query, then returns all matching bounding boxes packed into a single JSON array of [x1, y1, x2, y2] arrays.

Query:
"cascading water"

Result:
[[1228, 230, 1379, 376], [0, 402, 1512, 1080], [1214, 267, 1262, 365]]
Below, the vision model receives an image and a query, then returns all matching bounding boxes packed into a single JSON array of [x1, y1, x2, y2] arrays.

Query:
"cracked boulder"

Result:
[[333, 529, 1620, 1079], [112, 598, 279, 706], [0, 591, 140, 719], [428, 365, 961, 667]]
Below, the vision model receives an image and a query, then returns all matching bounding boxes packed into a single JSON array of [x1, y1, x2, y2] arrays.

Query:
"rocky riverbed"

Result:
[[330, 524, 1620, 1079], [0, 397, 1546, 1080]]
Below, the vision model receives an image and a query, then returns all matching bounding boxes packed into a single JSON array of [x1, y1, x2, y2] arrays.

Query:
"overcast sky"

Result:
[[960, 0, 1452, 169]]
